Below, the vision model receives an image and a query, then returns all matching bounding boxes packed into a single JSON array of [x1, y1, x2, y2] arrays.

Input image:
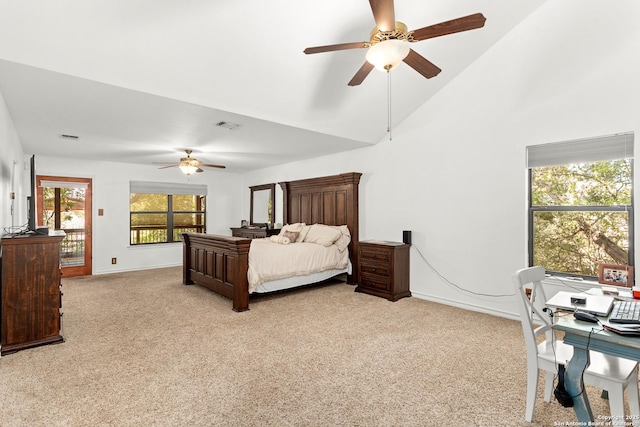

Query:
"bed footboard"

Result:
[[182, 233, 252, 312]]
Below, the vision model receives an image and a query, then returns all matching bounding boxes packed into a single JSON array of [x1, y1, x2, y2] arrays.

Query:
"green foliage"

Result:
[[42, 186, 85, 228], [129, 193, 206, 244], [130, 193, 168, 212], [531, 159, 632, 276], [173, 195, 205, 211], [532, 159, 632, 206]]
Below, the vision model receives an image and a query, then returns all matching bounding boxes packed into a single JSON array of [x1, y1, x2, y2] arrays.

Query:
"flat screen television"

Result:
[[27, 154, 36, 233]]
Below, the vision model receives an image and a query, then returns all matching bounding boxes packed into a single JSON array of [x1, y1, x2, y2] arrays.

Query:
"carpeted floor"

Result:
[[0, 267, 633, 426]]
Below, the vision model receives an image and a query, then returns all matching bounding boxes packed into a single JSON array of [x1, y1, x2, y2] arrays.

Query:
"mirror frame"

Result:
[[249, 183, 275, 228]]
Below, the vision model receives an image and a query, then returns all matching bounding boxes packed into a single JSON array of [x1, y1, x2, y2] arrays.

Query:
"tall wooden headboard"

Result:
[[279, 172, 362, 284]]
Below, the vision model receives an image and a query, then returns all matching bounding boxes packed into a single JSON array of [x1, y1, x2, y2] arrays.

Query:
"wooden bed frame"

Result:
[[182, 172, 362, 311]]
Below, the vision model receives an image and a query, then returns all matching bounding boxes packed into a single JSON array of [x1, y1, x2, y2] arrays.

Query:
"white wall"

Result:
[[242, 1, 640, 319], [35, 155, 242, 274], [0, 88, 25, 232]]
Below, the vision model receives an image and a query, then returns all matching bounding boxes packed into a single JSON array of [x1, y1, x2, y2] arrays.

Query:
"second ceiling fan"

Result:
[[153, 149, 226, 176], [304, 0, 486, 86]]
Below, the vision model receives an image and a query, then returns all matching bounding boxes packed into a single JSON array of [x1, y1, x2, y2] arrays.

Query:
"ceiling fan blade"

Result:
[[304, 42, 368, 55], [348, 62, 375, 86], [154, 149, 226, 172], [410, 13, 486, 42], [369, 0, 396, 32], [403, 49, 441, 79]]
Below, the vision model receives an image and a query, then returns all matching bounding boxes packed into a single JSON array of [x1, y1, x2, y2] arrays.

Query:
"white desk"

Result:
[[553, 315, 640, 425]]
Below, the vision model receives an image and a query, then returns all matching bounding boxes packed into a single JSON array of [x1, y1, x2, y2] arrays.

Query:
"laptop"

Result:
[[545, 291, 614, 317]]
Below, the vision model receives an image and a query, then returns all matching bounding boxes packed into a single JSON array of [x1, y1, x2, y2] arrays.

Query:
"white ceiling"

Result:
[[0, 0, 545, 173]]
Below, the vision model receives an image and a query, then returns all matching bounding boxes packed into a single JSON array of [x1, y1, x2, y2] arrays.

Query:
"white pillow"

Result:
[[303, 224, 342, 247], [297, 225, 312, 243], [326, 225, 350, 251]]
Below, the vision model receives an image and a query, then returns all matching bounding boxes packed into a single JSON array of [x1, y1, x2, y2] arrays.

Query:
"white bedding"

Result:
[[247, 232, 350, 293], [253, 265, 351, 294]]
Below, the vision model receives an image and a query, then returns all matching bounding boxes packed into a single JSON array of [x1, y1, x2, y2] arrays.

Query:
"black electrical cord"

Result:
[[554, 326, 598, 407], [411, 243, 515, 298]]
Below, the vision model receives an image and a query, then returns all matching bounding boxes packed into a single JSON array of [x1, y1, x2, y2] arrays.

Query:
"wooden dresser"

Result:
[[230, 227, 281, 239], [356, 240, 411, 301], [1, 231, 65, 355]]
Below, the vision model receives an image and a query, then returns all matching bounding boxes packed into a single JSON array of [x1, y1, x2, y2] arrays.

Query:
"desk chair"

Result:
[[513, 266, 640, 425]]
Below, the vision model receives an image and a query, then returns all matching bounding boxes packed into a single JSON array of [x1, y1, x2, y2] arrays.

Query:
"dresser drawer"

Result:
[[230, 228, 269, 239]]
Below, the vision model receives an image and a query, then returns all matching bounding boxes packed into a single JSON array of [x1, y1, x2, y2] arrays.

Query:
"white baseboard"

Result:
[[410, 290, 521, 322], [93, 263, 181, 275]]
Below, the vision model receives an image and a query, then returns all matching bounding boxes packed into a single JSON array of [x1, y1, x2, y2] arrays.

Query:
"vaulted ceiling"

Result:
[[0, 0, 545, 172]]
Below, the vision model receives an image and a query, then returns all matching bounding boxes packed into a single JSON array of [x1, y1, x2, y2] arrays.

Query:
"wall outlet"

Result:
[[111, 258, 117, 264]]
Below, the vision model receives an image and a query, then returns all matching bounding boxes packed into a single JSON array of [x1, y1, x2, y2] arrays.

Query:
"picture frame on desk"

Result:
[[598, 263, 634, 287]]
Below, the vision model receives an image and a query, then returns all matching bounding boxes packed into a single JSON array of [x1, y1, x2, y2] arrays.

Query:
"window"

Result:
[[527, 133, 634, 278], [129, 181, 207, 245]]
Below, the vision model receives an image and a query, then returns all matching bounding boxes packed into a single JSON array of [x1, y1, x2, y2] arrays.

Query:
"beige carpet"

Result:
[[0, 267, 632, 426]]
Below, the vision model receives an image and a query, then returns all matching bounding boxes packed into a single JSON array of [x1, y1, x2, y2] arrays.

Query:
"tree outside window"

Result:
[[130, 193, 205, 245], [529, 159, 633, 277]]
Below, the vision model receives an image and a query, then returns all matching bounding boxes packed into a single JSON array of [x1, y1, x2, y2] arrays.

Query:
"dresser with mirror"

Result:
[[230, 183, 280, 239]]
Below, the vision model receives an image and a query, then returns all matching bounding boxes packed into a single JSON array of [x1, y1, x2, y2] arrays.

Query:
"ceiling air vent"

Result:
[[58, 134, 80, 140], [215, 121, 240, 130]]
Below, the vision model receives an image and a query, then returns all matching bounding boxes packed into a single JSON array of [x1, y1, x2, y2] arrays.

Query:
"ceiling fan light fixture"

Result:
[[366, 39, 410, 72], [179, 164, 199, 176], [179, 154, 200, 175]]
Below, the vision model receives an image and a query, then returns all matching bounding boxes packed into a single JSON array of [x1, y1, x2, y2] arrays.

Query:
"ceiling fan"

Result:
[[153, 149, 226, 176], [303, 0, 486, 86]]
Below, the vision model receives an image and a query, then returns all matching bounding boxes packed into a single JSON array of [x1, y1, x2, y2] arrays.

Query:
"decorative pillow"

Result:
[[303, 224, 342, 247], [282, 230, 299, 242], [296, 225, 312, 242], [269, 235, 291, 245], [279, 223, 305, 237]]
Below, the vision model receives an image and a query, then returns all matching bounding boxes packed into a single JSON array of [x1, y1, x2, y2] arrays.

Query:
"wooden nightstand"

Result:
[[355, 240, 411, 301]]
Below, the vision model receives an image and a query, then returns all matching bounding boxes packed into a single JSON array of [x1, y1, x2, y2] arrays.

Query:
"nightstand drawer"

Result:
[[359, 276, 390, 291], [360, 247, 392, 263], [360, 263, 391, 278]]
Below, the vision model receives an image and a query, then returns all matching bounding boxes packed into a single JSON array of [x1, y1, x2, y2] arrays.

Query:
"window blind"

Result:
[[130, 181, 207, 196], [526, 132, 634, 168], [40, 180, 89, 189]]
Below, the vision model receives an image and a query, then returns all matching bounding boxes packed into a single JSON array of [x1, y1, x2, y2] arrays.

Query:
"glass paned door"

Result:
[[37, 176, 92, 277]]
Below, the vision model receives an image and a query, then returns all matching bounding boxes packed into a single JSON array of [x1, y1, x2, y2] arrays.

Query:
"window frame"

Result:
[[129, 191, 206, 246], [526, 133, 635, 279], [527, 167, 634, 278]]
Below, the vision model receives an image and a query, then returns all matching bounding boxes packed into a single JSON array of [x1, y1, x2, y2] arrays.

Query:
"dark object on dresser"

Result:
[[230, 227, 280, 239], [1, 231, 65, 355], [356, 240, 411, 301], [183, 172, 362, 311]]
